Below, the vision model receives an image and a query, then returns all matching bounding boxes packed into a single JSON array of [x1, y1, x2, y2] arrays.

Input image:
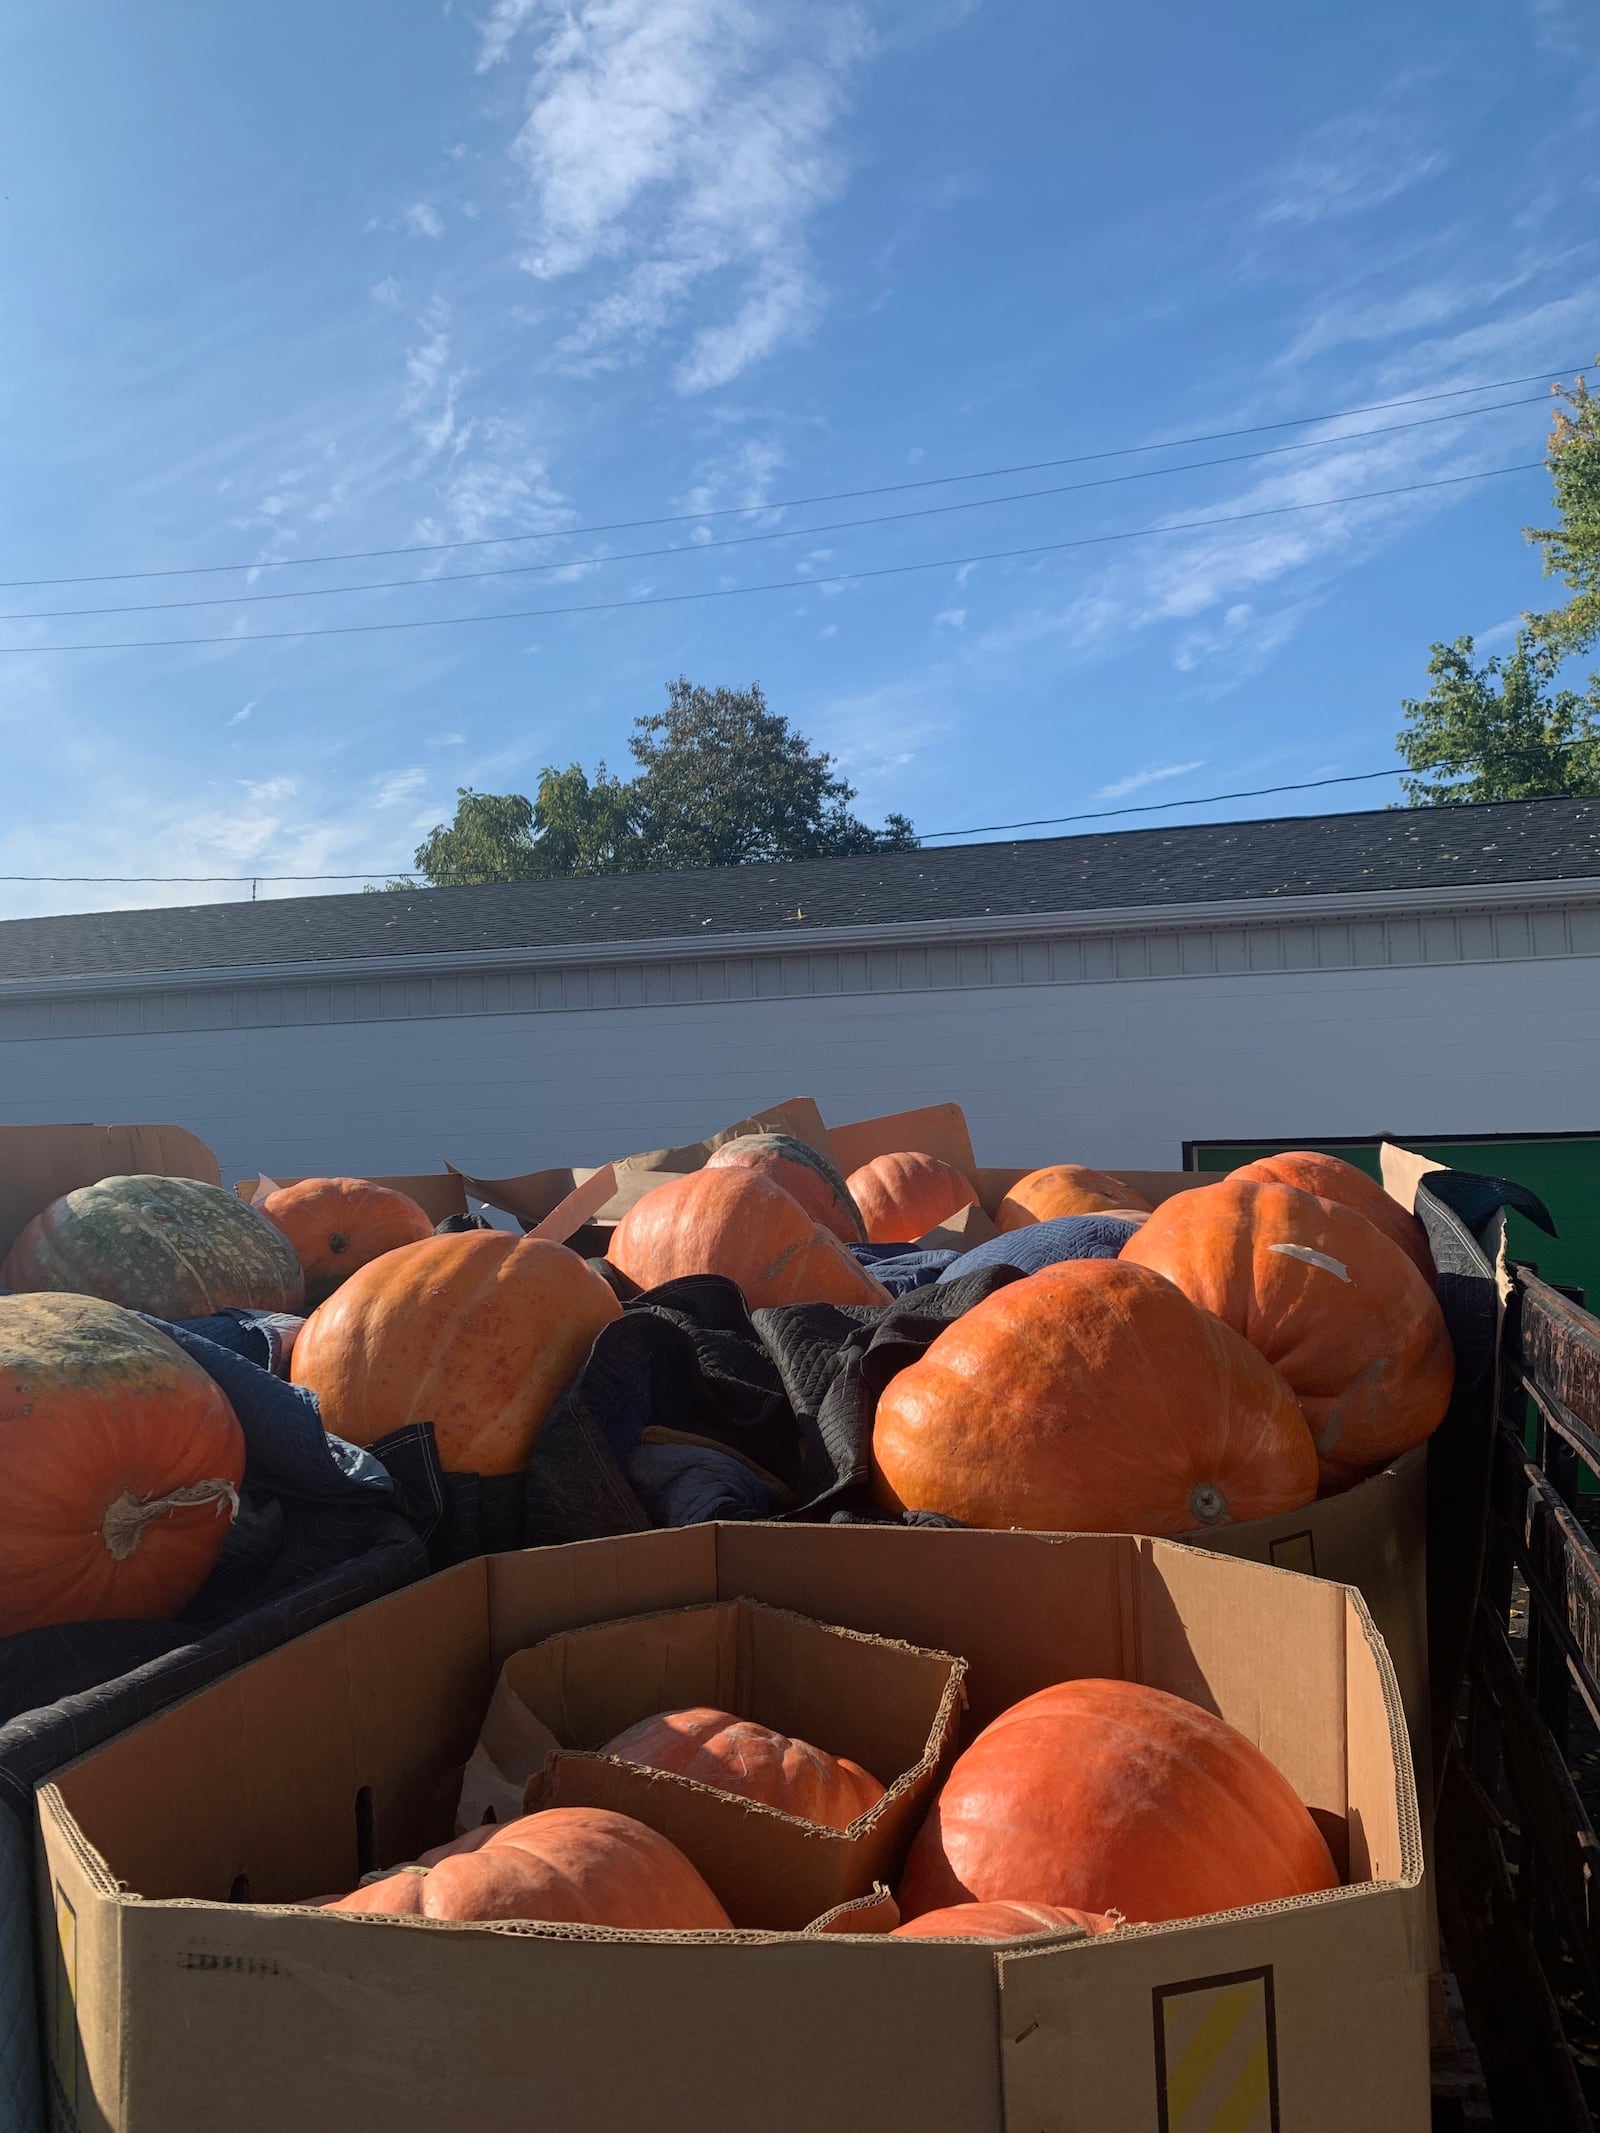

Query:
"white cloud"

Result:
[[403, 201, 445, 239], [492, 0, 872, 391], [226, 700, 257, 727], [678, 437, 787, 522], [374, 768, 428, 807], [240, 775, 297, 802], [426, 730, 467, 746], [1259, 81, 1447, 229], [371, 275, 403, 306], [935, 607, 966, 629], [1095, 760, 1205, 800]]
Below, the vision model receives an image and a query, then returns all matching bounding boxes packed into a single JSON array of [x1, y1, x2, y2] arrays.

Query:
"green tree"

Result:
[[625, 678, 917, 868], [1396, 631, 1600, 805], [1527, 368, 1600, 662], [398, 681, 917, 886]]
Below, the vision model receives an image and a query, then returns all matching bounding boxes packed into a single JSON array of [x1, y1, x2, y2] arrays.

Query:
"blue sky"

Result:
[[1, 0, 1596, 918]]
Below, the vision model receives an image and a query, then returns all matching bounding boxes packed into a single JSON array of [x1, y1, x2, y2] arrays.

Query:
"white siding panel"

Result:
[[0, 954, 1596, 1185]]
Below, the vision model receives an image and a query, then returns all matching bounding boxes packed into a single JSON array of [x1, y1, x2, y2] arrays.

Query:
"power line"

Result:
[[6, 749, 1596, 886], [1, 391, 1553, 624], [0, 459, 1547, 655], [0, 360, 1589, 593]]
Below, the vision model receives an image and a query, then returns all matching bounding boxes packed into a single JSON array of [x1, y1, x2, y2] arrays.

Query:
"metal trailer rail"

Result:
[[1436, 1267, 1600, 2129]]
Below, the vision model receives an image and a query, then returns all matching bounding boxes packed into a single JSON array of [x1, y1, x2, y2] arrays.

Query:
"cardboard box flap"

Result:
[[232, 1171, 470, 1224], [916, 1202, 999, 1252], [613, 1096, 837, 1176], [448, 1163, 601, 1228], [829, 1104, 978, 1185], [0, 1123, 220, 1260], [1379, 1140, 1449, 1216]]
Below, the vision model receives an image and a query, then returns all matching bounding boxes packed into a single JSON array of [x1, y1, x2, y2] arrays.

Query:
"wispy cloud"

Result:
[[426, 729, 466, 746], [485, 0, 873, 392], [373, 768, 428, 807], [1259, 80, 1447, 229], [935, 607, 966, 628], [371, 275, 403, 306], [403, 201, 445, 239], [226, 700, 257, 727], [1095, 760, 1205, 800]]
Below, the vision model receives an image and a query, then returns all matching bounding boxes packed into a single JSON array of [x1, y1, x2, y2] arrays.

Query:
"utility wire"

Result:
[[1, 391, 1553, 624], [0, 459, 1547, 654], [0, 360, 1588, 592], [5, 749, 1597, 886]]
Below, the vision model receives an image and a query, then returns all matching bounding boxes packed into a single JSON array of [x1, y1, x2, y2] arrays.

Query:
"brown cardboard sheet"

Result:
[[0, 1123, 220, 1260], [232, 1170, 470, 1224], [38, 1525, 1428, 2133]]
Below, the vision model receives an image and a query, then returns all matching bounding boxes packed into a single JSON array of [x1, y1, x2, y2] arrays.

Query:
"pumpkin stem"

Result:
[[100, 1479, 241, 1563], [1187, 1482, 1229, 1526]]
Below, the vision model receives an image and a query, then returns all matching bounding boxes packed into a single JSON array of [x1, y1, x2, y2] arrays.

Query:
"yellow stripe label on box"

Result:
[[1155, 1967, 1278, 2133], [1268, 1530, 1317, 1577], [53, 1882, 78, 2116]]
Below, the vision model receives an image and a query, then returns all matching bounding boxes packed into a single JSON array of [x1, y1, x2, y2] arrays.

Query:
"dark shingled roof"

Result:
[[3, 797, 1598, 984]]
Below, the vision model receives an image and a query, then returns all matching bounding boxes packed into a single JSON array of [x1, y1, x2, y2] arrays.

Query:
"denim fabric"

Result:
[[934, 1214, 1141, 1282]]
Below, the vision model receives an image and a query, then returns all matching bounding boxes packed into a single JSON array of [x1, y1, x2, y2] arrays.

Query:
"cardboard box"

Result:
[[231, 1171, 471, 1226], [0, 1123, 220, 1262], [39, 1525, 1428, 2133], [472, 1599, 965, 1928]]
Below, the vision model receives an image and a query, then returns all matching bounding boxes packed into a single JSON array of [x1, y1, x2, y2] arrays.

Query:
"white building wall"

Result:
[[0, 953, 1595, 1186]]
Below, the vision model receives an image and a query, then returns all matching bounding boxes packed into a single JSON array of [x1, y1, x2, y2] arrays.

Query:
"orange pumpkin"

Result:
[[704, 1134, 865, 1244], [845, 1152, 979, 1243], [1120, 1178, 1454, 1473], [601, 1707, 886, 1831], [1230, 1151, 1434, 1280], [326, 1809, 732, 1930], [2, 1173, 304, 1320], [260, 1177, 435, 1305], [290, 1231, 621, 1474], [608, 1169, 891, 1309], [897, 1678, 1339, 1924], [871, 1259, 1316, 1535], [995, 1165, 1153, 1230], [891, 1901, 1117, 1942], [0, 1293, 245, 1636]]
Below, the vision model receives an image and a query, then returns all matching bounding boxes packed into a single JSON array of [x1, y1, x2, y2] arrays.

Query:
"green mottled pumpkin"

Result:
[[2, 1174, 305, 1319], [704, 1132, 866, 1243]]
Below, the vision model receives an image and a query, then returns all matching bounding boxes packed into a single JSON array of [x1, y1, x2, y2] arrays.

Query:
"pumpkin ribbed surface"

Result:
[[871, 1259, 1316, 1535], [1230, 1151, 1434, 1280], [0, 1293, 245, 1635], [891, 1901, 1116, 1942], [704, 1133, 865, 1243], [2, 1174, 304, 1319], [845, 1152, 979, 1243], [260, 1178, 434, 1305], [290, 1231, 621, 1474], [600, 1707, 886, 1830], [1121, 1178, 1454, 1473], [995, 1165, 1153, 1230], [608, 1168, 891, 1308], [326, 1809, 732, 1930], [897, 1678, 1339, 1925]]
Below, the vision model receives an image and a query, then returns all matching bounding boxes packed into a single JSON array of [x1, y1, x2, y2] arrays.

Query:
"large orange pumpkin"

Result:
[[995, 1165, 1153, 1230], [260, 1178, 434, 1305], [290, 1231, 621, 1474], [1230, 1151, 1434, 1280], [897, 1678, 1339, 1924], [608, 1169, 892, 1309], [891, 1901, 1116, 1942], [600, 1707, 886, 1831], [326, 1809, 732, 1930], [845, 1152, 979, 1243], [870, 1259, 1316, 1535], [1120, 1178, 1454, 1473], [2, 1174, 304, 1320], [704, 1134, 865, 1244], [0, 1293, 245, 1636]]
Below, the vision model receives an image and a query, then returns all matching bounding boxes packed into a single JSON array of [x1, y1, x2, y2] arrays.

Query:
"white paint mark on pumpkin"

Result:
[[1268, 1243, 1351, 1282]]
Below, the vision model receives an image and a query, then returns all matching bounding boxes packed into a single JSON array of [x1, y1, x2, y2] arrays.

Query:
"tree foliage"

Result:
[[1396, 364, 1600, 806], [1395, 631, 1600, 806], [394, 680, 917, 888], [1526, 369, 1600, 662]]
